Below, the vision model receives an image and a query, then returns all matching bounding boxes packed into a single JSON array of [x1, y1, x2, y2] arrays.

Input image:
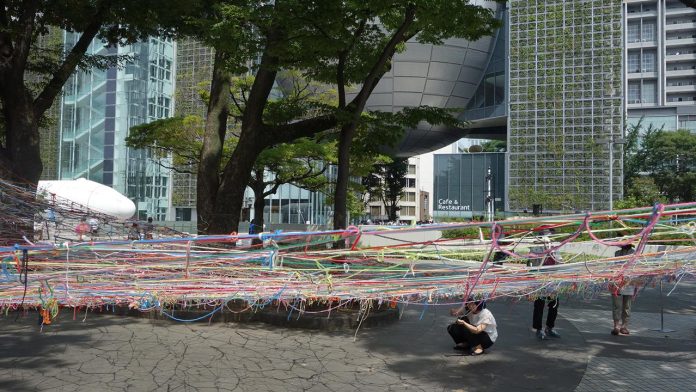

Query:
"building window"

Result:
[[370, 206, 381, 217], [405, 192, 416, 202], [401, 206, 416, 216], [627, 52, 640, 73], [628, 82, 641, 103], [403, 178, 416, 188], [642, 51, 656, 72], [175, 208, 192, 221], [628, 22, 640, 43], [407, 164, 416, 175], [642, 21, 656, 42], [642, 81, 656, 104]]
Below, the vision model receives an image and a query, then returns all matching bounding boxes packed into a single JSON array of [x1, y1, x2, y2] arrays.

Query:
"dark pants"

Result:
[[447, 318, 494, 349], [533, 297, 558, 330]]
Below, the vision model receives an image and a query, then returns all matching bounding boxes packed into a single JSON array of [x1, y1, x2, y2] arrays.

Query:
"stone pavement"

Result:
[[0, 282, 694, 391]]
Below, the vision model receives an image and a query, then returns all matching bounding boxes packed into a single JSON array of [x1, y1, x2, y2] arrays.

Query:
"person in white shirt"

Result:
[[448, 297, 498, 355], [612, 243, 637, 335]]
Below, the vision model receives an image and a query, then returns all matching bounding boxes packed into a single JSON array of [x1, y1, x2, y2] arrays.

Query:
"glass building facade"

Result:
[[58, 35, 176, 220], [172, 38, 216, 222], [433, 153, 505, 218], [508, 0, 624, 211]]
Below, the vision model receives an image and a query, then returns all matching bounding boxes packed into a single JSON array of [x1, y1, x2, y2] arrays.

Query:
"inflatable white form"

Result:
[[37, 178, 136, 220]]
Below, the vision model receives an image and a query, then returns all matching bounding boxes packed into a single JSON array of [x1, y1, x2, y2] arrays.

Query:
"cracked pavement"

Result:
[[1, 282, 695, 391]]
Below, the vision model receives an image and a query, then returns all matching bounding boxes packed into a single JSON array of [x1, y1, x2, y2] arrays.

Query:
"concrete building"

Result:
[[364, 157, 425, 223], [58, 36, 176, 220], [625, 0, 696, 131]]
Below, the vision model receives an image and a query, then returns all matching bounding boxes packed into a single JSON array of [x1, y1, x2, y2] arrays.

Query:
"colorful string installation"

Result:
[[1, 178, 696, 322]]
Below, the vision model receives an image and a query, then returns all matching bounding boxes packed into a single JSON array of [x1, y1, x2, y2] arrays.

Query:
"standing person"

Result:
[[88, 217, 99, 235], [612, 243, 636, 336], [530, 237, 562, 340], [143, 217, 155, 239], [448, 297, 498, 355], [127, 222, 140, 240], [75, 218, 90, 241]]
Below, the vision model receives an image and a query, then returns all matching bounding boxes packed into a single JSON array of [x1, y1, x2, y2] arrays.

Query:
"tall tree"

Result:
[[638, 129, 696, 202], [188, 1, 499, 234], [0, 0, 195, 184], [368, 158, 409, 222], [127, 118, 335, 233]]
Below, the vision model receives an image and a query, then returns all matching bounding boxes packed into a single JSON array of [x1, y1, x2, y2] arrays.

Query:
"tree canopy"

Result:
[[623, 121, 696, 204], [0, 0, 200, 183], [188, 0, 500, 233]]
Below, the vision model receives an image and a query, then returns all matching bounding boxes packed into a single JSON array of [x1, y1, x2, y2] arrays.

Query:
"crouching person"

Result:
[[448, 297, 498, 355]]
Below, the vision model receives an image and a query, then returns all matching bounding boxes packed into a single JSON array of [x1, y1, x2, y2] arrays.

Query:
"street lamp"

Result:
[[595, 136, 625, 212]]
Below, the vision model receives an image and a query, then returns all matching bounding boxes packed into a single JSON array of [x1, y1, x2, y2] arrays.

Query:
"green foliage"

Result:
[[363, 158, 409, 221], [623, 120, 696, 203], [480, 140, 506, 152], [126, 115, 217, 173], [614, 177, 667, 209]]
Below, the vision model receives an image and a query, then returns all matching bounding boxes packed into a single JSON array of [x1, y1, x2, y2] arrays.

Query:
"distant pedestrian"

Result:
[[127, 222, 140, 240], [75, 218, 90, 241], [88, 217, 99, 234], [143, 217, 155, 239], [530, 236, 562, 340], [611, 243, 636, 336]]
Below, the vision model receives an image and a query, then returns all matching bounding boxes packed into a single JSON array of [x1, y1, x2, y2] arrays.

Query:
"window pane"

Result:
[[642, 51, 656, 72], [628, 82, 641, 103], [642, 21, 656, 42], [628, 22, 640, 43], [628, 52, 640, 73], [642, 81, 656, 103]]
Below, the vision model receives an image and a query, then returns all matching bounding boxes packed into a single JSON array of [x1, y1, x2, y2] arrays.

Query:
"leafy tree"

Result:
[[638, 129, 696, 202], [379, 158, 408, 221], [480, 140, 506, 152], [127, 115, 335, 233], [614, 177, 667, 209], [0, 0, 196, 184], [187, 1, 500, 233], [247, 138, 335, 231]]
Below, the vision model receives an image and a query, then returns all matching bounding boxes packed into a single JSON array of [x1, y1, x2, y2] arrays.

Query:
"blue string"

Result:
[[160, 304, 223, 322]]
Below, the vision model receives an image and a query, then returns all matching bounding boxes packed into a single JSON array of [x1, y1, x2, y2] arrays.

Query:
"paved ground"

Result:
[[1, 282, 695, 391]]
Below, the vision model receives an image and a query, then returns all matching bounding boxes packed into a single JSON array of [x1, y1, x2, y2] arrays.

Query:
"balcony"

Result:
[[626, 38, 658, 49], [627, 71, 658, 79], [665, 21, 696, 31], [666, 52, 696, 61], [626, 10, 658, 19], [627, 99, 658, 108], [666, 6, 696, 16], [665, 37, 696, 46], [666, 68, 696, 76], [666, 84, 696, 93]]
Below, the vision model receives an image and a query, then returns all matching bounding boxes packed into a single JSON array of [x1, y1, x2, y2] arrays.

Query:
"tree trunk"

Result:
[[196, 51, 231, 234], [208, 130, 268, 234], [250, 169, 266, 233], [253, 192, 265, 232], [0, 89, 42, 184], [333, 124, 355, 230]]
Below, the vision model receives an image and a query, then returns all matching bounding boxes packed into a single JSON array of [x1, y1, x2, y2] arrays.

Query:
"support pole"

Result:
[[651, 279, 675, 333], [486, 167, 493, 222]]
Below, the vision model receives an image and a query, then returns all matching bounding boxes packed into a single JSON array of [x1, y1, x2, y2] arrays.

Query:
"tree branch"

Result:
[[243, 31, 281, 126], [33, 4, 109, 117], [347, 6, 417, 114], [11, 0, 38, 73], [269, 114, 338, 145]]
